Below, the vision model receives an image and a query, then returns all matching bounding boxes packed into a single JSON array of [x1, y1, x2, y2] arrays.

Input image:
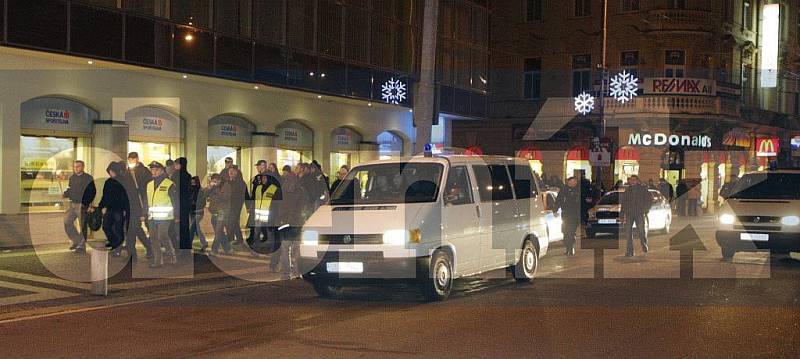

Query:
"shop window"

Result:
[[287, 0, 315, 51], [344, 6, 371, 63], [378, 131, 404, 160], [253, 0, 284, 45], [620, 51, 640, 78], [7, 0, 68, 51], [215, 0, 251, 36], [287, 52, 319, 90], [255, 44, 288, 85], [207, 146, 239, 177], [574, 0, 591, 17], [524, 58, 542, 100], [124, 0, 168, 17], [70, 4, 124, 60], [347, 65, 373, 99], [329, 153, 352, 179], [170, 0, 211, 28], [319, 59, 347, 95], [128, 141, 173, 166], [318, 0, 344, 57], [277, 150, 312, 168], [526, 0, 542, 22], [216, 36, 253, 81], [20, 136, 81, 212], [125, 16, 172, 67], [173, 26, 214, 73]]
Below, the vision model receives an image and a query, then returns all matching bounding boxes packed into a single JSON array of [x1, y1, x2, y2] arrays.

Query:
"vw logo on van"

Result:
[[342, 235, 353, 244]]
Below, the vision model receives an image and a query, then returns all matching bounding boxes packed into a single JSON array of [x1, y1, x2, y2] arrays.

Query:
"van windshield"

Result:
[[330, 163, 444, 205], [729, 173, 800, 200]]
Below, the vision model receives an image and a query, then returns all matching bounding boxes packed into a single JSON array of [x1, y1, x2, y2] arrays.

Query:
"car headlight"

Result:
[[781, 216, 800, 226], [719, 214, 735, 225], [383, 229, 409, 246], [301, 230, 319, 245]]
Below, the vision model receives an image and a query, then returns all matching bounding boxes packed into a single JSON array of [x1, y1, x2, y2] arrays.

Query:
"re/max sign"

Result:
[[643, 78, 716, 96]]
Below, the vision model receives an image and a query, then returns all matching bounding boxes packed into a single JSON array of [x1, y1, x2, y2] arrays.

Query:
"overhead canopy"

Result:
[[330, 127, 363, 152], [516, 146, 542, 161], [276, 120, 314, 150], [566, 146, 589, 161], [21, 97, 97, 136], [616, 146, 640, 161], [126, 106, 182, 142], [208, 115, 256, 146]]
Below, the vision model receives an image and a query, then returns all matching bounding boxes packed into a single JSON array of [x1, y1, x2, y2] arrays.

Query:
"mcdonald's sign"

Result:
[[756, 137, 780, 157]]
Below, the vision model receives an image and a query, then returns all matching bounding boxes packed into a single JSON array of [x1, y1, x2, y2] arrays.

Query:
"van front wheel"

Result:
[[311, 278, 344, 299], [514, 239, 539, 282], [419, 250, 453, 302]]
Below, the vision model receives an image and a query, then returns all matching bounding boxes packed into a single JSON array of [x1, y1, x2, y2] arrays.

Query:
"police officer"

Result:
[[555, 177, 581, 256], [621, 175, 651, 257], [145, 161, 178, 268], [252, 174, 281, 267]]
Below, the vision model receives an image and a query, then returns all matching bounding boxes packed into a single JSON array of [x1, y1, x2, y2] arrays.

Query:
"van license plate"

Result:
[[740, 233, 769, 242], [327, 262, 364, 274], [599, 219, 617, 224]]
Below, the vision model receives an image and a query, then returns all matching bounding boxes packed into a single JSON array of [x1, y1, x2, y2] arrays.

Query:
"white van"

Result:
[[299, 155, 556, 301], [716, 170, 800, 260]]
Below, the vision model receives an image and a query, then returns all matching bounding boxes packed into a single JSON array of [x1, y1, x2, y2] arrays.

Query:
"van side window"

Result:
[[509, 165, 538, 199], [443, 166, 473, 206], [472, 165, 514, 202]]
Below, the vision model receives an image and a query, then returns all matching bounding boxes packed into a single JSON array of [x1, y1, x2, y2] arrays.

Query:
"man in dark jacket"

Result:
[[676, 180, 688, 217], [657, 178, 674, 202], [621, 175, 651, 257], [127, 152, 153, 258], [91, 162, 130, 255], [276, 170, 309, 279], [63, 160, 96, 253], [555, 177, 581, 256], [172, 157, 193, 259]]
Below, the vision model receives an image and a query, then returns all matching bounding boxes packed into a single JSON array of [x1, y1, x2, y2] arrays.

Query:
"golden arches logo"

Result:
[[757, 138, 778, 156]]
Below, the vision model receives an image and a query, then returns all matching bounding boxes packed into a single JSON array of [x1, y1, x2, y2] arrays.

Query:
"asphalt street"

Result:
[[0, 216, 798, 358]]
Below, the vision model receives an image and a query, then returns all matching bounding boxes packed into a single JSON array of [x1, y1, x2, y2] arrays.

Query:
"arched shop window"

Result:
[[276, 120, 314, 167], [614, 146, 640, 183], [207, 114, 255, 177], [126, 106, 183, 166], [516, 146, 543, 176], [565, 146, 591, 180], [20, 97, 97, 212], [377, 131, 404, 160], [329, 127, 363, 178]]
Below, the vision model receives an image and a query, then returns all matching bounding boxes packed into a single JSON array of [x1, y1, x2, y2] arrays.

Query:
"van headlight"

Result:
[[719, 214, 735, 225], [301, 230, 319, 245], [383, 229, 408, 246], [781, 216, 800, 226]]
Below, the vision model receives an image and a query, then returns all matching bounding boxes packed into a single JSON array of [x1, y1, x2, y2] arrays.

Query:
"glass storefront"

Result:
[[128, 141, 174, 166], [377, 131, 404, 160], [565, 147, 591, 180], [330, 152, 351, 177], [276, 120, 314, 169], [614, 146, 640, 183], [20, 136, 89, 212], [330, 127, 363, 177], [207, 146, 239, 176], [278, 149, 312, 168]]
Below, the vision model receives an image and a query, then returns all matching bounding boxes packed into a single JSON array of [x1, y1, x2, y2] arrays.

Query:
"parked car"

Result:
[[716, 170, 800, 260], [586, 188, 673, 238], [299, 155, 555, 301]]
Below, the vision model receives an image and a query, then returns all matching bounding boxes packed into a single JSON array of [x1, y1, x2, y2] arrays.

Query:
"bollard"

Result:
[[90, 247, 109, 296]]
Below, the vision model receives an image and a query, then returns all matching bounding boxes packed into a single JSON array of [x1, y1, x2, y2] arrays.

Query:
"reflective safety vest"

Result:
[[254, 184, 279, 222], [147, 178, 175, 221]]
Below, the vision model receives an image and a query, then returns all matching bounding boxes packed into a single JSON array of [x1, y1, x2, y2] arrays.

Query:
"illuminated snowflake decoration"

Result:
[[609, 70, 639, 104], [381, 78, 407, 105], [574, 92, 595, 116]]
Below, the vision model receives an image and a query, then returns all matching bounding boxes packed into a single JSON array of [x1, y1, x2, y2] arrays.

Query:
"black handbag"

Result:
[[88, 208, 103, 232]]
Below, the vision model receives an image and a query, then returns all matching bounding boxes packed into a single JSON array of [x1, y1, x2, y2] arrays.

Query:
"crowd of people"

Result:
[[62, 152, 348, 279]]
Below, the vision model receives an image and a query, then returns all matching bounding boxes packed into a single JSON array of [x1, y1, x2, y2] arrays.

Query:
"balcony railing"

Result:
[[607, 95, 740, 118], [646, 9, 717, 33]]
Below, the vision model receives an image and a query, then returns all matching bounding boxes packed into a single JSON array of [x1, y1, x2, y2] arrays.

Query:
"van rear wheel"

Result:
[[721, 247, 736, 261], [419, 250, 453, 302], [514, 239, 539, 282]]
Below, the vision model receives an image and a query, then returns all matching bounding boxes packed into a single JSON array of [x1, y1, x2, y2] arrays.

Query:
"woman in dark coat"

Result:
[[226, 166, 249, 246]]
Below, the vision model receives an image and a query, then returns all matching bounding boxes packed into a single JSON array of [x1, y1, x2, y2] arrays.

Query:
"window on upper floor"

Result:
[[575, 0, 591, 17], [621, 0, 639, 12], [670, 0, 687, 10], [526, 0, 543, 21], [170, 0, 211, 29], [664, 50, 685, 78], [524, 58, 542, 100], [215, 0, 251, 37], [620, 51, 640, 78], [124, 0, 167, 18], [743, 0, 754, 30], [572, 54, 593, 95]]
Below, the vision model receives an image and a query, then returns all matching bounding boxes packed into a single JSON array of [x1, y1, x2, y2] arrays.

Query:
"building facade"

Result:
[[454, 0, 800, 213]]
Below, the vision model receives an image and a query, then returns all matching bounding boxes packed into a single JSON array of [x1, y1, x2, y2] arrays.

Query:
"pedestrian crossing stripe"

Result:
[[0, 280, 78, 307]]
